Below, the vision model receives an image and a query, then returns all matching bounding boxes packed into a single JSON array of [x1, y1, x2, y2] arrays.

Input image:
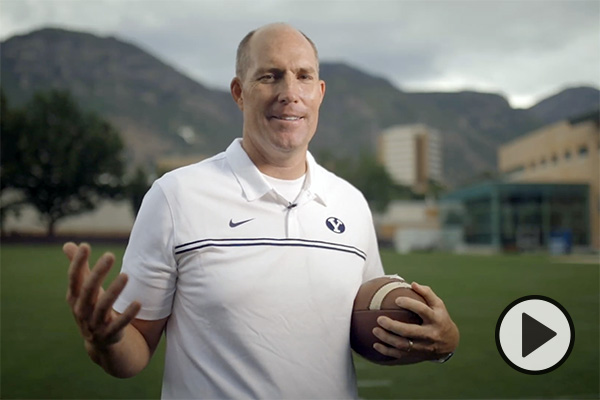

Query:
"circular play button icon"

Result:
[[495, 295, 575, 374]]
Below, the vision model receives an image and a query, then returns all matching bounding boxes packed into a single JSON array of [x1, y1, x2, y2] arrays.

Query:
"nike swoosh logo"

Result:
[[229, 218, 254, 228]]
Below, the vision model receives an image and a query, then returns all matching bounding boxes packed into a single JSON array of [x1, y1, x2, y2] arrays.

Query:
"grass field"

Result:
[[1, 244, 598, 399]]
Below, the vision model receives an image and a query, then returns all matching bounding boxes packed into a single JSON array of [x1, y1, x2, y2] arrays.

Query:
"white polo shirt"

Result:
[[114, 139, 384, 399]]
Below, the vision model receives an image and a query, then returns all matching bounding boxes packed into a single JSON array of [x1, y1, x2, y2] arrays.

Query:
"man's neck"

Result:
[[241, 139, 308, 180]]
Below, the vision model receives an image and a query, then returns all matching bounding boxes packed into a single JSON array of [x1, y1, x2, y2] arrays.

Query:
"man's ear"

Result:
[[319, 79, 326, 103], [230, 77, 244, 111]]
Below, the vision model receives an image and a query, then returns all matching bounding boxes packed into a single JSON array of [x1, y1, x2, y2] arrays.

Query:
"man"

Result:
[[65, 23, 459, 399]]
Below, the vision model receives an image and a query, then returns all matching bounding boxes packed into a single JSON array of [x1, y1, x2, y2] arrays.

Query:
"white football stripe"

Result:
[[368, 280, 411, 310]]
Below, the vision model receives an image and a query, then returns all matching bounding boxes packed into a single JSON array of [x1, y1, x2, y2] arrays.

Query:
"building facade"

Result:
[[440, 182, 590, 252], [377, 124, 443, 193], [498, 110, 599, 249]]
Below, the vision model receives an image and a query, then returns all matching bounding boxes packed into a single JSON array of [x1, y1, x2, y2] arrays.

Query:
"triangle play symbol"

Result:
[[522, 312, 557, 357]]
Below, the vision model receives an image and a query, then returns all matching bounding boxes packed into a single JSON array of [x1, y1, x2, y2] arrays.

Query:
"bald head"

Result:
[[235, 23, 319, 80]]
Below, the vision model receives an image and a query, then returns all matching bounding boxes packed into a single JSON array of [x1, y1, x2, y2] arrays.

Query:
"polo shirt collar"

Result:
[[226, 139, 270, 202], [304, 151, 328, 206], [226, 138, 328, 206]]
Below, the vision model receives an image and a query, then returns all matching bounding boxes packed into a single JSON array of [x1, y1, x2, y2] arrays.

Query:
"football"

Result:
[[350, 275, 426, 365]]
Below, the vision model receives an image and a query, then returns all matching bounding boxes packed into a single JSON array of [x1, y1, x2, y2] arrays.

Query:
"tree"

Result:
[[1, 90, 125, 236], [425, 178, 447, 200], [125, 165, 151, 217], [0, 89, 28, 234], [318, 151, 415, 212]]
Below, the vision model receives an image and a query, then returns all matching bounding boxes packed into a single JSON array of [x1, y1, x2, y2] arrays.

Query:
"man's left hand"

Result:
[[372, 282, 459, 362]]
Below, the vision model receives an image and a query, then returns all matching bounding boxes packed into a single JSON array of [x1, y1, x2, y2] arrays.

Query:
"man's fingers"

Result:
[[105, 302, 141, 341], [372, 328, 427, 354], [411, 282, 444, 308], [91, 273, 129, 329], [63, 242, 78, 261], [64, 244, 142, 349], [373, 341, 405, 359], [376, 316, 429, 340], [75, 252, 115, 317], [66, 243, 91, 303], [372, 327, 407, 350], [395, 296, 434, 321]]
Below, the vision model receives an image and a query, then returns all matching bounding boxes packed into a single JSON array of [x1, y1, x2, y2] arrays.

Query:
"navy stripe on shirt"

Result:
[[175, 238, 367, 260]]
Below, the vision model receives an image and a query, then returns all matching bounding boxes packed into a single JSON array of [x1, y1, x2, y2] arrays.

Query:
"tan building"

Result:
[[377, 124, 443, 193], [498, 110, 600, 249], [373, 200, 442, 253]]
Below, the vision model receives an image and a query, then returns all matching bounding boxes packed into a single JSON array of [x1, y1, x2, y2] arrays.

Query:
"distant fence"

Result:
[[1, 232, 130, 245]]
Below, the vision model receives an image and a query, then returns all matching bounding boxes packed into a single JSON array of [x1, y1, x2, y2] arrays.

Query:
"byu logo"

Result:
[[326, 217, 345, 234]]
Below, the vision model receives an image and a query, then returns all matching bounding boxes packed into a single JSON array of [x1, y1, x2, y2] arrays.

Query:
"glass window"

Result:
[[463, 197, 492, 245]]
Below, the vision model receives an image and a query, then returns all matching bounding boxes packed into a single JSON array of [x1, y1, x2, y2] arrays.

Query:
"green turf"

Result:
[[356, 251, 599, 399], [1, 245, 598, 399], [1, 244, 165, 399]]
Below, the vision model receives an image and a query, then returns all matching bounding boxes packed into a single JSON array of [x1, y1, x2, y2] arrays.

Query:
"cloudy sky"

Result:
[[1, 0, 598, 108]]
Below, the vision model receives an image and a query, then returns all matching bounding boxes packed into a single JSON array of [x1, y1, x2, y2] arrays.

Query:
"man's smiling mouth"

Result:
[[270, 114, 303, 121]]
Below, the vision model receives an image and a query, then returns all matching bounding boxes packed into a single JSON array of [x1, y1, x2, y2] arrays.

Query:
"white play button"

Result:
[[496, 295, 575, 374]]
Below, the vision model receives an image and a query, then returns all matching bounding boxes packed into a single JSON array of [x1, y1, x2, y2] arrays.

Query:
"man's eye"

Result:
[[260, 74, 275, 81], [299, 74, 313, 80]]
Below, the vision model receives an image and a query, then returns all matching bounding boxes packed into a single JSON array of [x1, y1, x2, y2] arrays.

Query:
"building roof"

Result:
[[569, 108, 600, 127]]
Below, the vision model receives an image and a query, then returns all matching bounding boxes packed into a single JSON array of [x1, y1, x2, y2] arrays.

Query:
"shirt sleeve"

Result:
[[113, 181, 177, 320]]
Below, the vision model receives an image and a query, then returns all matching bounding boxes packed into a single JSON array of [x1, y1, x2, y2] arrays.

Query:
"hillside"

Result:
[[0, 28, 242, 167], [317, 65, 543, 183], [1, 28, 598, 186], [528, 86, 600, 125]]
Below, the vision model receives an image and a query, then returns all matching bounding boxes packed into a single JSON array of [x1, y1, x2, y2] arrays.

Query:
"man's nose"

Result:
[[277, 74, 300, 104]]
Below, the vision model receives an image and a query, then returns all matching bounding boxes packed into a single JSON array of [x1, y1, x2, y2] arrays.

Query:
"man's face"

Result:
[[231, 27, 326, 162]]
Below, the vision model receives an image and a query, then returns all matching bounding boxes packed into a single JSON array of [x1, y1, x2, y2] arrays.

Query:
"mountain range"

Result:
[[2, 28, 598, 187]]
